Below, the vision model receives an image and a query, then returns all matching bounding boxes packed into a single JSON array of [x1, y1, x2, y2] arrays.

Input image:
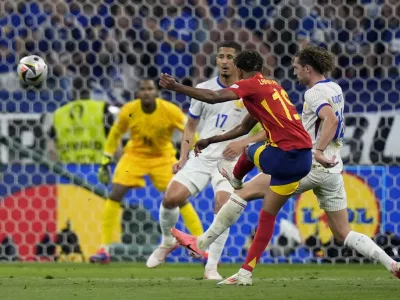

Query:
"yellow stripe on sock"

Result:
[[248, 257, 257, 269], [180, 202, 204, 236]]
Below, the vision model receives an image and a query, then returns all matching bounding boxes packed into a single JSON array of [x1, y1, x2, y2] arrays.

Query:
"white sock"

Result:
[[344, 231, 395, 271], [197, 193, 247, 251], [206, 215, 230, 271], [159, 204, 179, 247]]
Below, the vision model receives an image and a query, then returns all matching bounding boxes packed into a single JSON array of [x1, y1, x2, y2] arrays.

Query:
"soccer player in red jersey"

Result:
[[160, 50, 313, 284]]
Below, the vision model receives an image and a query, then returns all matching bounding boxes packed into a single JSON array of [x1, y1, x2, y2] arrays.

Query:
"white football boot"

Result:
[[392, 261, 400, 279], [217, 160, 243, 190], [217, 270, 252, 286], [146, 243, 178, 268], [203, 268, 223, 280]]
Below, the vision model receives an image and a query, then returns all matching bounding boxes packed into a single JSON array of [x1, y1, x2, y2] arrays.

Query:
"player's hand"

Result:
[[194, 138, 211, 156], [159, 73, 178, 90], [172, 158, 187, 174], [98, 154, 112, 185], [223, 140, 247, 160], [314, 151, 338, 168]]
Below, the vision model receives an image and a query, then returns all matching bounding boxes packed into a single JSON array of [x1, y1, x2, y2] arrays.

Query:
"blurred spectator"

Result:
[[46, 78, 117, 163], [0, 0, 399, 114], [296, 0, 336, 49], [201, 4, 276, 80], [154, 0, 205, 85], [264, 0, 307, 79], [382, 2, 400, 68]]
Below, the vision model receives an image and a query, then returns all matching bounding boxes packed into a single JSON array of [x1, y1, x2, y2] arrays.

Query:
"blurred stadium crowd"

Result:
[[0, 0, 399, 113]]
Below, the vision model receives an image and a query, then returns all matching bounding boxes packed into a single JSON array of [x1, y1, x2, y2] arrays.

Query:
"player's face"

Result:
[[216, 47, 237, 78], [139, 80, 158, 104], [293, 57, 309, 85]]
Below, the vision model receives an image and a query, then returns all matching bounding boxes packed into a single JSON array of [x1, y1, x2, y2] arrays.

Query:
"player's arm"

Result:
[[173, 116, 200, 173], [194, 114, 258, 154], [211, 113, 258, 143], [314, 105, 339, 168], [180, 116, 199, 159], [315, 105, 339, 152], [160, 73, 238, 104], [104, 118, 128, 157], [98, 106, 129, 184], [223, 129, 267, 160], [169, 102, 200, 173]]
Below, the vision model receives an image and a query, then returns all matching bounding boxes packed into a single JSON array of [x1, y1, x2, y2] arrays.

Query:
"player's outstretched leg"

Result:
[[90, 184, 129, 264], [172, 193, 248, 255], [218, 188, 291, 286], [146, 181, 191, 268], [218, 149, 255, 190], [203, 190, 232, 280], [146, 204, 179, 268], [172, 174, 271, 258], [344, 231, 400, 279], [326, 209, 400, 279]]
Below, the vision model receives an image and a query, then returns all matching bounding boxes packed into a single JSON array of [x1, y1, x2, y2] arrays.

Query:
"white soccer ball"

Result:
[[17, 55, 48, 87]]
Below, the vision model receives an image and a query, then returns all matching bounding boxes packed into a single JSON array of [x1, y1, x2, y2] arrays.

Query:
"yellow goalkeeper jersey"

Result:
[[104, 98, 185, 157]]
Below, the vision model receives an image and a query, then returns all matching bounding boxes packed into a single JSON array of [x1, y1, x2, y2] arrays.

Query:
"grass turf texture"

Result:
[[0, 263, 398, 300]]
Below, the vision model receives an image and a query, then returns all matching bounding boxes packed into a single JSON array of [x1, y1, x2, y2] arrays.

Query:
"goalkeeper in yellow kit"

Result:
[[90, 79, 204, 263]]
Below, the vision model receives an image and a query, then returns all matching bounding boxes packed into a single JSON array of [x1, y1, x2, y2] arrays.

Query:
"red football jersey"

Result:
[[228, 73, 312, 151]]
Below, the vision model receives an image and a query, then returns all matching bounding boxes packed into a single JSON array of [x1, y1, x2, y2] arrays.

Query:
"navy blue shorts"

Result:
[[247, 142, 312, 195]]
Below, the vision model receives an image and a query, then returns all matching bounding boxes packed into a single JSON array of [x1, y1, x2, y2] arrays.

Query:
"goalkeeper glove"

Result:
[[98, 154, 112, 185]]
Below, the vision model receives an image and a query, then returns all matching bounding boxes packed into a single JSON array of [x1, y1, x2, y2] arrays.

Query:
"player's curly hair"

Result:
[[234, 50, 264, 72], [295, 46, 335, 74]]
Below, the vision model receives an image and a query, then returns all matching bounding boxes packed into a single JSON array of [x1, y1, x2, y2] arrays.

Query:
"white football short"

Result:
[[171, 153, 233, 196], [294, 170, 347, 212]]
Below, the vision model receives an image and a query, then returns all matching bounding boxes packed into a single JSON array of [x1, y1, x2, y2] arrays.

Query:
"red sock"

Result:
[[233, 151, 255, 180], [241, 210, 276, 272]]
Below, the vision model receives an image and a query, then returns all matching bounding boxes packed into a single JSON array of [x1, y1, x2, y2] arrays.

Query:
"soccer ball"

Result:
[[17, 55, 48, 87]]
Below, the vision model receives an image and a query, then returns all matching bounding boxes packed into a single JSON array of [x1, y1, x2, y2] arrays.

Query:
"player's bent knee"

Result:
[[163, 181, 192, 209], [163, 193, 185, 209], [109, 184, 132, 202], [214, 191, 231, 212]]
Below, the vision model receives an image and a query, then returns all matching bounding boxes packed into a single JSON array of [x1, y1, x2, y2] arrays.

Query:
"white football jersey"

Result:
[[302, 79, 344, 173], [189, 76, 248, 160]]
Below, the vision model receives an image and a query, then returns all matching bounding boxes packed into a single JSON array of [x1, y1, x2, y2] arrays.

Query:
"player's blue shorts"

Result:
[[247, 142, 312, 195]]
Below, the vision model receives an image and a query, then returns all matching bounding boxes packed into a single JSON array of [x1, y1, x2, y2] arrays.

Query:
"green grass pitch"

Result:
[[0, 263, 398, 300]]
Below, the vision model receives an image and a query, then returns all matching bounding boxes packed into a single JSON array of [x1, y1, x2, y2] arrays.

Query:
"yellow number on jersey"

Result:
[[261, 89, 300, 128]]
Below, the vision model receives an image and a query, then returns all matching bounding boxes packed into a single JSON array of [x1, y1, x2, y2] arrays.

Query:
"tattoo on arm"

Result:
[[185, 140, 190, 143]]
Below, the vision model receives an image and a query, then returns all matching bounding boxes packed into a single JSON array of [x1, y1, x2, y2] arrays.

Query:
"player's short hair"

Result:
[[295, 46, 335, 74], [234, 50, 263, 72], [139, 78, 157, 88], [217, 41, 242, 54]]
